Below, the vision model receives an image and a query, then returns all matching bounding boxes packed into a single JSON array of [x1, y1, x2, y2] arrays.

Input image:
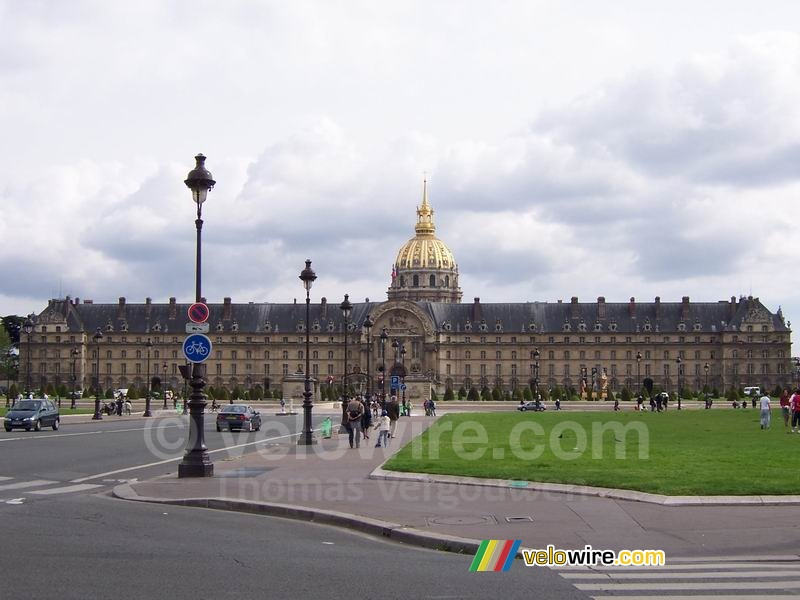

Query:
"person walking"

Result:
[[346, 397, 365, 448], [759, 392, 771, 430], [779, 389, 791, 430], [374, 409, 391, 448], [360, 396, 372, 441], [386, 395, 400, 438], [429, 398, 436, 417]]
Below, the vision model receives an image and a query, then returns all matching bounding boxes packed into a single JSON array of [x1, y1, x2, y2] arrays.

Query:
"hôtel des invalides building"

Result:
[[23, 183, 793, 402]]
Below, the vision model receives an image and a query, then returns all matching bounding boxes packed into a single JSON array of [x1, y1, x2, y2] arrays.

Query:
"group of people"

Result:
[[341, 394, 403, 449], [635, 393, 669, 412], [777, 389, 800, 432]]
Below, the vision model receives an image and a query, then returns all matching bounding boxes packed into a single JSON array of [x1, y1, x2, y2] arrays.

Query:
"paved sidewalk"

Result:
[[115, 415, 800, 558]]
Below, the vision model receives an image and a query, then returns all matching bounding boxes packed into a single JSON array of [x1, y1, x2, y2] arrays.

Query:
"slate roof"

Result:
[[43, 295, 787, 335]]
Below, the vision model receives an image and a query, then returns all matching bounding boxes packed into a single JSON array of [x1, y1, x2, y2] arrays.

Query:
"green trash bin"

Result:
[[321, 416, 332, 439]]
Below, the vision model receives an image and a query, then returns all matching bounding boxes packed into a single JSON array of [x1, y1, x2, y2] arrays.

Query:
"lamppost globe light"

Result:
[[144, 338, 153, 417], [184, 154, 216, 206], [340, 294, 351, 405], [299, 259, 317, 291], [363, 314, 373, 397]]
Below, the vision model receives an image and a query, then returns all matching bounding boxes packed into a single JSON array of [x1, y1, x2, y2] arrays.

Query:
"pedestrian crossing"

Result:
[[552, 555, 800, 599], [0, 474, 107, 504]]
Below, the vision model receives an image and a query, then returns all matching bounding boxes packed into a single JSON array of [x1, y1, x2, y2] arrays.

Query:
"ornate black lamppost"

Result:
[[675, 356, 682, 410], [400, 344, 407, 413], [163, 362, 169, 410], [380, 328, 388, 404], [340, 294, 352, 403], [363, 314, 373, 398], [636, 351, 642, 396], [178, 153, 215, 478], [532, 348, 540, 399], [70, 347, 79, 409], [92, 328, 103, 420], [144, 338, 153, 417], [23, 317, 33, 396], [298, 259, 317, 446]]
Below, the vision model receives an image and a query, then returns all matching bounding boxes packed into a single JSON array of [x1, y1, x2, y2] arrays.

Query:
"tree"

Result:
[[443, 387, 454, 401], [606, 388, 615, 403], [232, 385, 244, 400], [457, 386, 466, 400], [104, 388, 114, 399], [512, 387, 523, 401], [726, 387, 740, 401], [1, 315, 24, 347], [250, 384, 263, 400], [273, 387, 282, 400], [523, 387, 532, 401], [467, 387, 479, 401], [540, 388, 550, 402], [480, 386, 491, 401], [430, 388, 438, 402], [491, 386, 502, 401], [586, 386, 593, 401], [620, 387, 632, 402], [127, 385, 140, 400], [218, 387, 230, 401]]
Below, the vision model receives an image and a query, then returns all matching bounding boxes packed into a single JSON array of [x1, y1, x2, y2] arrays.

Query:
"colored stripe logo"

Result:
[[469, 540, 522, 572]]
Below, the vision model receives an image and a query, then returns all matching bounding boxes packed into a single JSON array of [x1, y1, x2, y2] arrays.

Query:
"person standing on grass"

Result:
[[791, 390, 800, 433], [759, 392, 771, 430], [779, 389, 791, 430]]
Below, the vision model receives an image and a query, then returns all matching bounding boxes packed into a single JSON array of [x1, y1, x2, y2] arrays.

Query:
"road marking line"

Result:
[[0, 476, 11, 481], [29, 484, 104, 495], [564, 570, 800, 580], [70, 432, 300, 483], [589, 595, 800, 600], [0, 479, 57, 491], [0, 424, 184, 442], [559, 562, 800, 571], [577, 580, 800, 591]]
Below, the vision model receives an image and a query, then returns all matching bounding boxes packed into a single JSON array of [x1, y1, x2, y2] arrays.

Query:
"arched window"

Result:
[[400, 276, 405, 287], [445, 275, 449, 287], [413, 274, 419, 287], [429, 274, 436, 287]]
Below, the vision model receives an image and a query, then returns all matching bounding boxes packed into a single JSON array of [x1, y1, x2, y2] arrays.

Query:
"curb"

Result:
[[112, 483, 483, 555], [368, 466, 800, 507]]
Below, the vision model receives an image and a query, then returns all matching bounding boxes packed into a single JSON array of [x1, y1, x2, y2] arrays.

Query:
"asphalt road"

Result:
[[0, 414, 586, 599]]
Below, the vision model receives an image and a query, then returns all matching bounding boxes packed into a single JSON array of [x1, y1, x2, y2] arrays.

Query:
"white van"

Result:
[[743, 386, 761, 397]]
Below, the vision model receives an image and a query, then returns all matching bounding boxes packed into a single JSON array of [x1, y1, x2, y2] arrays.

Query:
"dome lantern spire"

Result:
[[415, 178, 435, 236]]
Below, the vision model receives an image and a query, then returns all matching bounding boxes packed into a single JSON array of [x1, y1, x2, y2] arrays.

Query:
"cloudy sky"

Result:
[[3, 0, 800, 331]]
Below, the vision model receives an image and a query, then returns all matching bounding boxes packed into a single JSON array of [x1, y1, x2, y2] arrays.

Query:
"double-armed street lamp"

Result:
[[363, 314, 373, 398], [163, 362, 169, 410], [298, 259, 317, 446], [92, 328, 103, 420], [400, 344, 407, 411], [531, 348, 540, 399], [144, 338, 153, 417], [178, 154, 215, 478], [675, 356, 683, 410]]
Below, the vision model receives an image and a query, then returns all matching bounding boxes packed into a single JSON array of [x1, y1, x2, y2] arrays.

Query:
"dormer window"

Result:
[[562, 323, 571, 332], [443, 321, 452, 331], [231, 321, 239, 332], [479, 320, 488, 332], [296, 322, 305, 333], [609, 322, 618, 332], [216, 321, 224, 332], [693, 321, 702, 331], [677, 322, 686, 332], [153, 323, 162, 332], [528, 322, 537, 332], [594, 322, 602, 331], [264, 322, 272, 332], [311, 320, 320, 332], [464, 322, 472, 332], [495, 320, 503, 332], [120, 322, 129, 332], [643, 323, 652, 332]]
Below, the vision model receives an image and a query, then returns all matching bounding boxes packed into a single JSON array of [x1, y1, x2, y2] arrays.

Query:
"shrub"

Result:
[[127, 386, 140, 400], [457, 386, 466, 400], [491, 386, 502, 401], [523, 387, 532, 401], [606, 389, 615, 403], [512, 387, 523, 401], [620, 387, 632, 402], [430, 388, 439, 402], [480, 386, 491, 401], [467, 387, 479, 401], [443, 387, 454, 401], [250, 385, 263, 400]]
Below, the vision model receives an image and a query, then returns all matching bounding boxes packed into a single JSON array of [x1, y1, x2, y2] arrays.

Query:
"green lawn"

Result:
[[385, 411, 800, 496]]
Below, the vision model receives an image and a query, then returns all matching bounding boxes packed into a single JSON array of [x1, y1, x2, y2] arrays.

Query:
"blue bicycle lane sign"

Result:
[[183, 333, 213, 363]]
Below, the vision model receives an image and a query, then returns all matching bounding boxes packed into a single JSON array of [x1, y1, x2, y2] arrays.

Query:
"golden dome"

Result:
[[394, 180, 457, 271]]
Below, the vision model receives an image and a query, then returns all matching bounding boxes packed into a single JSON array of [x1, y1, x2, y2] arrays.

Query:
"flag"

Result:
[[391, 265, 397, 281]]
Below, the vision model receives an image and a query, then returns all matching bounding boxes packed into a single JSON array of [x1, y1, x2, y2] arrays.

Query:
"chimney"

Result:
[[223, 297, 232, 320], [628, 297, 636, 317], [654, 296, 661, 318], [321, 297, 327, 320], [169, 297, 177, 320], [730, 296, 737, 320], [472, 297, 481, 323], [83, 299, 93, 304], [597, 296, 606, 319], [74, 297, 80, 305], [681, 296, 690, 321], [117, 297, 126, 320], [145, 297, 152, 319], [570, 296, 579, 320]]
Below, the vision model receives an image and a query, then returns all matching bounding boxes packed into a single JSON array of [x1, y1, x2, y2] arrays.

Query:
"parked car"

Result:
[[517, 400, 546, 412], [216, 404, 262, 432], [4, 399, 60, 432]]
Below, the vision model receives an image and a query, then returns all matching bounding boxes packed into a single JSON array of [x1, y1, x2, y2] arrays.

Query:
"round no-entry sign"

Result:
[[188, 302, 210, 324]]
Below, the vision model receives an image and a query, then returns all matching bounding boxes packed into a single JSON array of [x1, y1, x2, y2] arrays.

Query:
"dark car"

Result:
[[517, 401, 546, 412], [216, 404, 262, 432], [4, 399, 60, 432]]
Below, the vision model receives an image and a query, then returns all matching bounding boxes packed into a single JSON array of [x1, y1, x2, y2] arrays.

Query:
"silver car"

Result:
[[4, 399, 60, 432], [215, 404, 262, 432]]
